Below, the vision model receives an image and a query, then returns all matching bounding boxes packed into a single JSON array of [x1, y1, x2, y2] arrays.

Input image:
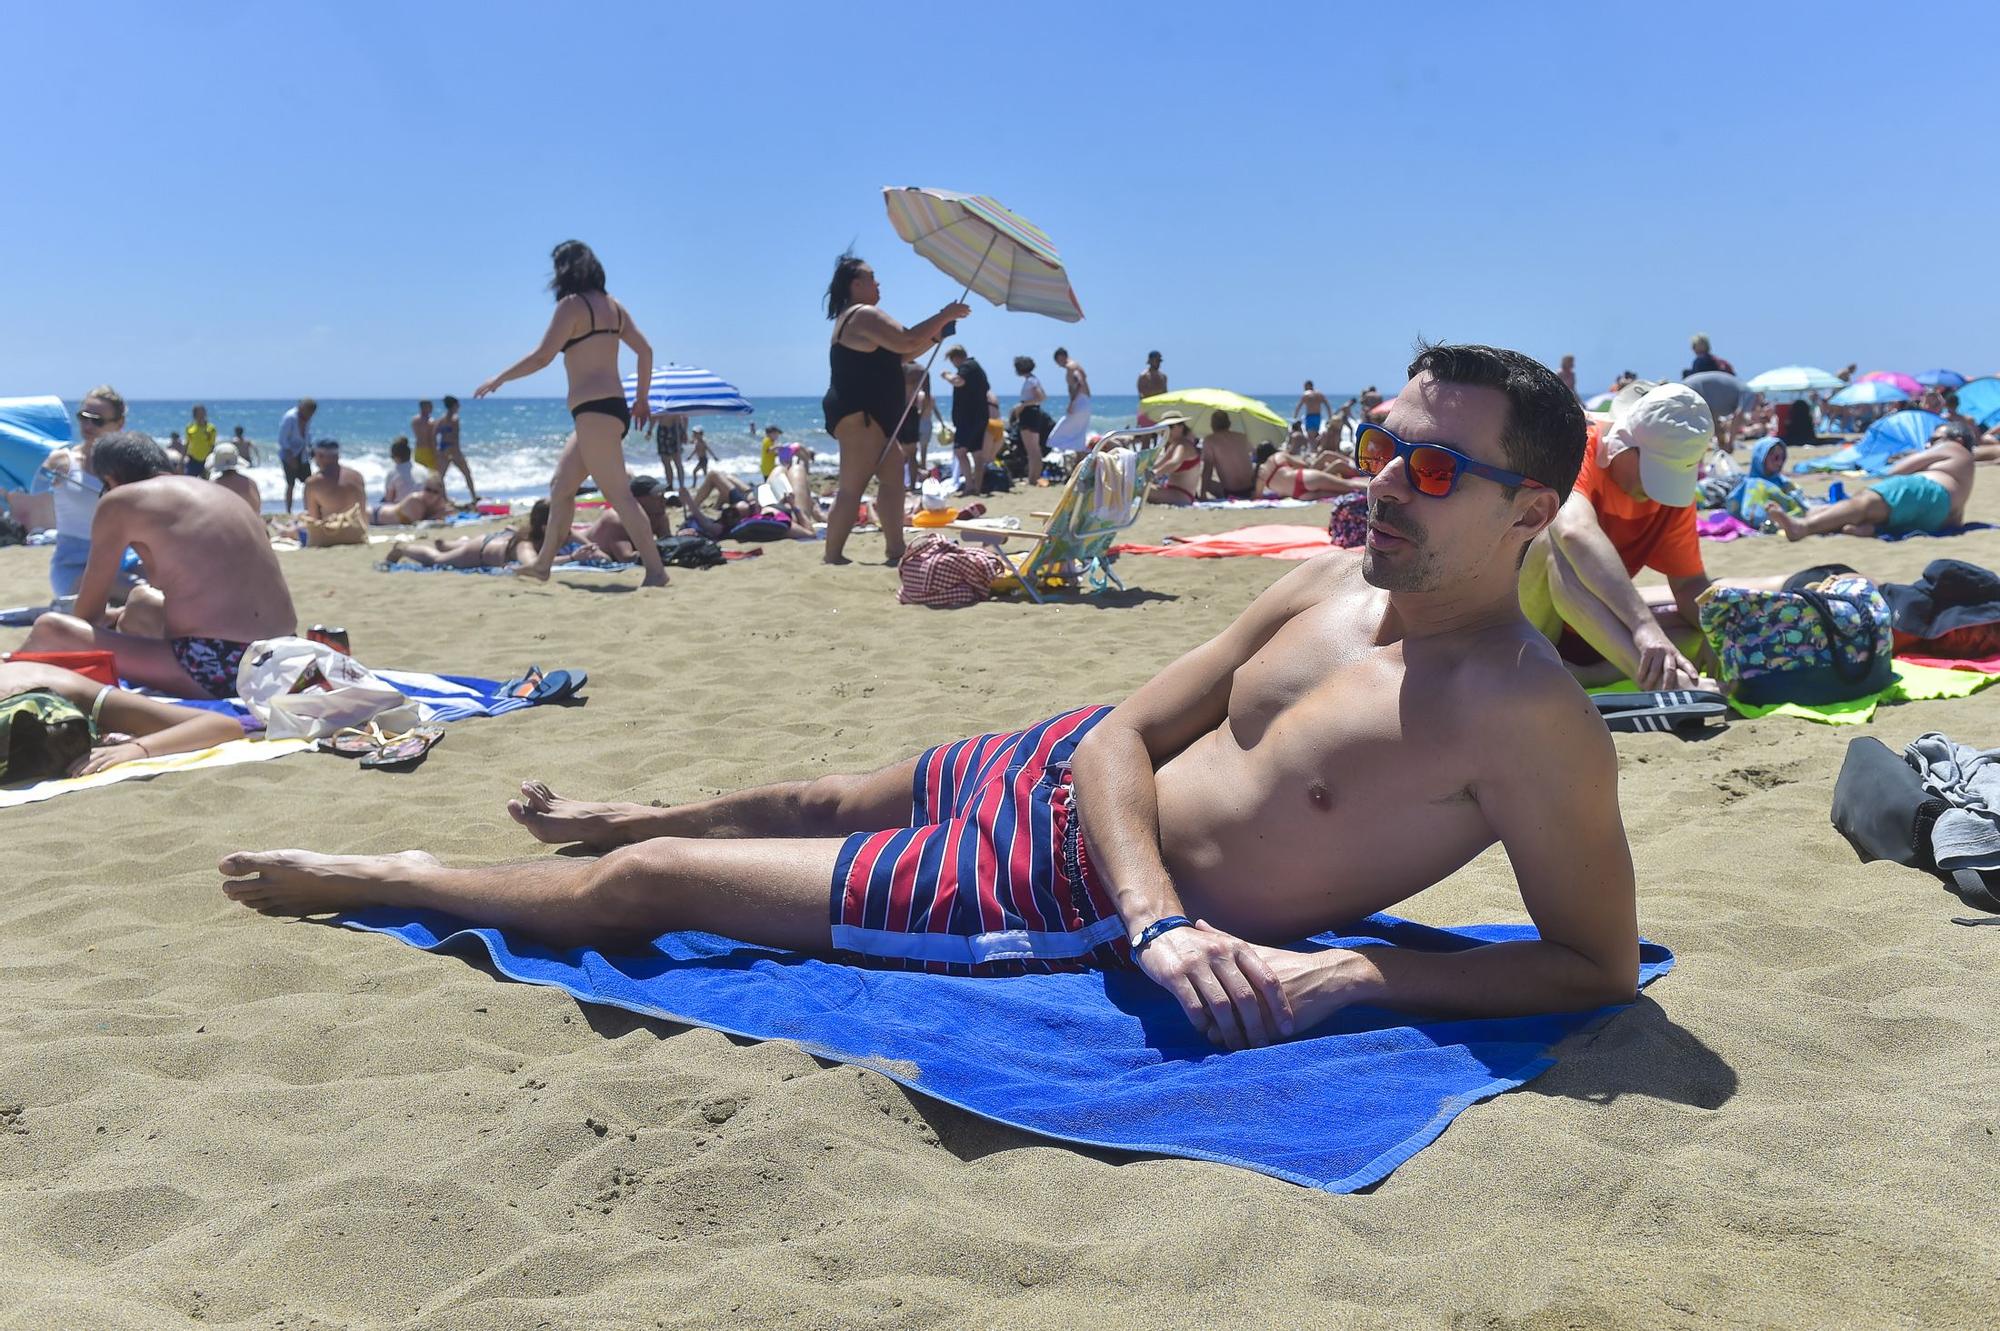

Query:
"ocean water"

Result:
[[115, 390, 1322, 511]]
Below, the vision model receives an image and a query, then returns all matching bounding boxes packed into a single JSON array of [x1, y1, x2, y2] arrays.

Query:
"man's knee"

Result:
[[577, 843, 679, 935], [798, 774, 864, 832], [23, 612, 90, 651]]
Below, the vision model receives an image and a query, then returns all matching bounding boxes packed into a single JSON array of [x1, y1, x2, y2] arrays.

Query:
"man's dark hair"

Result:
[[549, 239, 607, 300], [390, 437, 411, 460], [90, 431, 171, 486], [1053, 347, 1069, 362], [1405, 342, 1586, 500]]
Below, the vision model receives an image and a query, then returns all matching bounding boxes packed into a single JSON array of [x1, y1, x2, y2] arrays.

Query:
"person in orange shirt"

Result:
[[1519, 381, 1716, 690]]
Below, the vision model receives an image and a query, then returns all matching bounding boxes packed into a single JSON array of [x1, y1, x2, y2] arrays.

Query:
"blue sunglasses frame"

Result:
[[1354, 423, 1548, 496]]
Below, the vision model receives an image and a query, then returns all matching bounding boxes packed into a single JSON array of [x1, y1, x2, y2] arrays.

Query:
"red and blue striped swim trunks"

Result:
[[829, 706, 1130, 977]]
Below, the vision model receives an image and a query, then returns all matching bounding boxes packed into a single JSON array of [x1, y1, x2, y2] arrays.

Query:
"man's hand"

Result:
[[1134, 919, 1294, 1050], [1631, 622, 1702, 691]]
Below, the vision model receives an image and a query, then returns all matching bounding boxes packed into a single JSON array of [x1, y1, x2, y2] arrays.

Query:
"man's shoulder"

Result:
[[1449, 623, 1600, 743]]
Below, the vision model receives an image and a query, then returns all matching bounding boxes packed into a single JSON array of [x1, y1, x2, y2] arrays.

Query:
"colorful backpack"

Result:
[[0, 689, 94, 783], [1326, 493, 1368, 548], [1697, 572, 1894, 706]]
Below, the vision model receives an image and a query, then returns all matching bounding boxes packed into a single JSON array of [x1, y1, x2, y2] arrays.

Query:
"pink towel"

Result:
[[1896, 652, 2000, 674], [1110, 524, 1334, 561], [1696, 511, 1760, 541]]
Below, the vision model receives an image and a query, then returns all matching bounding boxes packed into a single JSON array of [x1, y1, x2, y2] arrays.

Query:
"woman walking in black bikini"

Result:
[[474, 240, 670, 587], [820, 252, 968, 565]]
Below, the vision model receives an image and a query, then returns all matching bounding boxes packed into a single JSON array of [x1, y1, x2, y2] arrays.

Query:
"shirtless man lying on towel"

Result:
[[220, 344, 1639, 1050]]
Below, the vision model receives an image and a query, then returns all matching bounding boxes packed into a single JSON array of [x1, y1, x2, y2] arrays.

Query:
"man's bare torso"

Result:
[[1205, 431, 1254, 492], [1067, 362, 1090, 403], [305, 466, 368, 520], [1138, 368, 1166, 398], [216, 472, 261, 512], [114, 477, 296, 642], [411, 414, 437, 451], [1915, 446, 1975, 524], [1142, 555, 1557, 942]]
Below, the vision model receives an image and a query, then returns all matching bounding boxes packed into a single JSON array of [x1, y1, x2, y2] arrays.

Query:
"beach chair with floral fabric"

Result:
[[948, 424, 1168, 602]]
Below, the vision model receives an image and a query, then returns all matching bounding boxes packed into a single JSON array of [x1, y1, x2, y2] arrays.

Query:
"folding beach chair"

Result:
[[948, 424, 1168, 602]]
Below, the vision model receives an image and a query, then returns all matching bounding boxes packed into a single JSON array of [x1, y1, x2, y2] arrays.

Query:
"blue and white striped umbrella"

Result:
[[620, 365, 752, 417], [1828, 379, 1910, 406]]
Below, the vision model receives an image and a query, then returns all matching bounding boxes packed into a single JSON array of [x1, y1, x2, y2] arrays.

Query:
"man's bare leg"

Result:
[[1767, 493, 1889, 542], [506, 752, 922, 851], [220, 834, 844, 953]]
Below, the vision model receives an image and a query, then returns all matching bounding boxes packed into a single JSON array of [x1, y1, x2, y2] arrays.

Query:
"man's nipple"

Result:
[[1307, 780, 1334, 811]]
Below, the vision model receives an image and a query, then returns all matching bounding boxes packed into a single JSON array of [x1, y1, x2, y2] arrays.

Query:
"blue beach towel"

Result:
[[339, 910, 1673, 1192], [162, 669, 559, 725]]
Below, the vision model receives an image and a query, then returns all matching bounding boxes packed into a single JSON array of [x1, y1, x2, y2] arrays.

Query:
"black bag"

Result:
[[1831, 737, 2000, 923], [981, 462, 1014, 494], [656, 534, 725, 569]]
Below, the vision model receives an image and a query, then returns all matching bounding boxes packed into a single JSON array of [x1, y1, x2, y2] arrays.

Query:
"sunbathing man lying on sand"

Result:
[[0, 660, 246, 776], [220, 344, 1639, 1050], [1768, 422, 1977, 540]]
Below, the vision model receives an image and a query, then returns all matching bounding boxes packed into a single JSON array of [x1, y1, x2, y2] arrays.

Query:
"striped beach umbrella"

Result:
[[1829, 379, 1910, 406], [1745, 365, 1845, 396], [882, 187, 1083, 322], [620, 364, 752, 417]]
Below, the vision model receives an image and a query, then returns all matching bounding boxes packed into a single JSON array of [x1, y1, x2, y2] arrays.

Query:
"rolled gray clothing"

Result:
[[1905, 732, 2000, 871], [1683, 371, 1745, 421]]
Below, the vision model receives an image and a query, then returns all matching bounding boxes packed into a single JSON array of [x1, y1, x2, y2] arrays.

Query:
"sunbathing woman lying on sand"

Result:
[[1253, 444, 1365, 500], [385, 502, 602, 569], [221, 346, 1641, 1050], [1, 660, 243, 776]]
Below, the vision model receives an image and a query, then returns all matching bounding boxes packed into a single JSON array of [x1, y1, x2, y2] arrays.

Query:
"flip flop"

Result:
[[318, 723, 388, 757], [501, 665, 587, 704], [359, 725, 445, 770], [500, 664, 547, 699], [1593, 690, 1730, 735]]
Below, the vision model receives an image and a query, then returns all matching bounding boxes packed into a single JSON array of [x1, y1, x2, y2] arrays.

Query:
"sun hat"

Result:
[[1606, 381, 1713, 508], [209, 442, 241, 471]]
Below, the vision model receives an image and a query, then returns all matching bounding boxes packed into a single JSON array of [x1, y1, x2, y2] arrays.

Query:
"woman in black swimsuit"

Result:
[[820, 252, 969, 565], [473, 240, 670, 588]]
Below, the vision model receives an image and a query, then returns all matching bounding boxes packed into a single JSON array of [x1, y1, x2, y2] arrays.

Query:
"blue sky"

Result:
[[6, 0, 1995, 401]]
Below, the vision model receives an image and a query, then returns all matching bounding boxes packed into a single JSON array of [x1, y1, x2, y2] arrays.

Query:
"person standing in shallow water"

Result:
[[475, 240, 669, 588], [819, 252, 968, 565]]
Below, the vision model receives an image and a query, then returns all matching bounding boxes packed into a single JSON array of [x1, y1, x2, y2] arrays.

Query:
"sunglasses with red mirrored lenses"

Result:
[[1354, 423, 1547, 498]]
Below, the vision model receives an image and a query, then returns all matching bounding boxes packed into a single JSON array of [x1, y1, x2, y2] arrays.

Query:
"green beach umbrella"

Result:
[[1140, 389, 1290, 446]]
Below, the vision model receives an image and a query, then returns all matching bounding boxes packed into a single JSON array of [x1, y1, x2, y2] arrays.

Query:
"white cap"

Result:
[[209, 442, 241, 471], [1607, 381, 1712, 508]]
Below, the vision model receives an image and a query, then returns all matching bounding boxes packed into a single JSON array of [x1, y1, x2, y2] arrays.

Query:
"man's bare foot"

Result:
[[641, 569, 669, 588], [218, 848, 442, 915], [822, 553, 853, 566], [507, 781, 655, 849], [1765, 503, 1809, 542], [512, 564, 551, 583]]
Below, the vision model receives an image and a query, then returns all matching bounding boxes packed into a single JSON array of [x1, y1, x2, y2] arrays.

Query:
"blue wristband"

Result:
[[1131, 915, 1194, 954]]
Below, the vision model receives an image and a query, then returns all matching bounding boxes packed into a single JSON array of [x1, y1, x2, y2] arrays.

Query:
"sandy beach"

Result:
[[3, 477, 1997, 1330]]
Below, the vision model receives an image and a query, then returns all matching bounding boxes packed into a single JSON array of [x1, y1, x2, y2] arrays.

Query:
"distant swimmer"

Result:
[[1293, 381, 1331, 438], [433, 395, 479, 504], [1136, 350, 1166, 425], [410, 399, 439, 473]]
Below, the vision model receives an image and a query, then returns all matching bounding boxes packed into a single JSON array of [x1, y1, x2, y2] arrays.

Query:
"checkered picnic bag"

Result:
[[896, 535, 1007, 609]]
